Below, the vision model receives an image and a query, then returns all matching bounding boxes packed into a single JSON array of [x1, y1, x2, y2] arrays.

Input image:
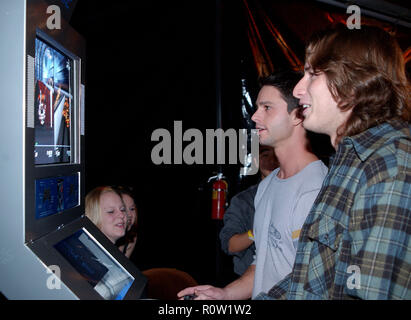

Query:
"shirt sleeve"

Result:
[[219, 189, 255, 256], [347, 176, 411, 299]]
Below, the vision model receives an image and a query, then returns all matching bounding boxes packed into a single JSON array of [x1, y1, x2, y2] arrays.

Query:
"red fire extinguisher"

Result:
[[208, 173, 228, 220]]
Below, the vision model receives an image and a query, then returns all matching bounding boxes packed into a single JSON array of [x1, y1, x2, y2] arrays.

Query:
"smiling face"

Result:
[[251, 85, 297, 148], [122, 194, 137, 231], [99, 191, 127, 243], [293, 65, 351, 147]]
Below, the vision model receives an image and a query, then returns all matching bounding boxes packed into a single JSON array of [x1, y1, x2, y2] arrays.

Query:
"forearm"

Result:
[[228, 232, 253, 253], [223, 264, 255, 300]]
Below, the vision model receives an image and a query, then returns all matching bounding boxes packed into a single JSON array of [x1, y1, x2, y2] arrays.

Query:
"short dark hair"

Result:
[[260, 70, 302, 113]]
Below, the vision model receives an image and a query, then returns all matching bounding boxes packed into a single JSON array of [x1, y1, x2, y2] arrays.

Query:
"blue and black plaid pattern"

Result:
[[266, 119, 411, 300]]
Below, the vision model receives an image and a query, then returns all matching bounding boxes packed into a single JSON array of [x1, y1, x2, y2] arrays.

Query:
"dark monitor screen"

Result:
[[34, 37, 74, 165], [55, 229, 134, 300], [35, 173, 80, 220]]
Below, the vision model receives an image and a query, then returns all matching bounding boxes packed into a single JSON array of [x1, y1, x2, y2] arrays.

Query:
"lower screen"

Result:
[[54, 229, 134, 300]]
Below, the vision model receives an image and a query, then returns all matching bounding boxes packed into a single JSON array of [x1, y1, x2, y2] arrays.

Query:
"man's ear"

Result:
[[290, 108, 303, 126]]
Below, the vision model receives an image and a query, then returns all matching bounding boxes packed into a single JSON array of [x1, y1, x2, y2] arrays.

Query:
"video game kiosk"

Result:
[[0, 0, 147, 299]]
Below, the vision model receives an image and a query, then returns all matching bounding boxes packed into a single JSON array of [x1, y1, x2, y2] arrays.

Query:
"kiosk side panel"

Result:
[[0, 0, 77, 300]]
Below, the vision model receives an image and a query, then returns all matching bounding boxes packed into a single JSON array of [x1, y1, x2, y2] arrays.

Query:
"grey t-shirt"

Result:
[[252, 160, 328, 298]]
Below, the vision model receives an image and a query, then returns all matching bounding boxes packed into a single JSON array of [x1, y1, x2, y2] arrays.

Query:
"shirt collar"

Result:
[[340, 119, 411, 162]]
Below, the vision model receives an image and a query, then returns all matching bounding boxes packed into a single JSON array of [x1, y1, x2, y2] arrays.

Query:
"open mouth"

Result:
[[301, 104, 312, 117], [256, 127, 267, 135], [115, 222, 125, 229]]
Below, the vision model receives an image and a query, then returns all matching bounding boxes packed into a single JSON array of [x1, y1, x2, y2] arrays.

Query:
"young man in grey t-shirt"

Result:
[[178, 70, 327, 300], [252, 160, 327, 297]]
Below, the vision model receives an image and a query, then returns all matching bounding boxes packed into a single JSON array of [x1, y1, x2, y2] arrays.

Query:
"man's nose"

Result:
[[293, 77, 306, 99], [251, 108, 260, 123]]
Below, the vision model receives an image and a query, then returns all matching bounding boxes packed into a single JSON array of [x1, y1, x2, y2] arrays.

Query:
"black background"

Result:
[[70, 0, 250, 286]]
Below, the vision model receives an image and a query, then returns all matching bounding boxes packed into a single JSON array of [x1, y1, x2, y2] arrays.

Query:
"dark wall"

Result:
[[70, 0, 246, 286]]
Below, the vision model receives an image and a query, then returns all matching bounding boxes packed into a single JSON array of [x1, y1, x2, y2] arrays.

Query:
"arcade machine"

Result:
[[0, 0, 147, 299]]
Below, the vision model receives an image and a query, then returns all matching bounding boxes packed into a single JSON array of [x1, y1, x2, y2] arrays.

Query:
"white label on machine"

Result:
[[81, 84, 85, 135], [27, 55, 35, 128]]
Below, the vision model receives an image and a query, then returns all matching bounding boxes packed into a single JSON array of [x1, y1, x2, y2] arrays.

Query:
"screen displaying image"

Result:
[[55, 229, 134, 300], [34, 37, 74, 165], [35, 174, 80, 220]]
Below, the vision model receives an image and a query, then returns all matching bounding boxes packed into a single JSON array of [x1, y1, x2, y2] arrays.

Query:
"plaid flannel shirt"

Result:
[[262, 119, 411, 300]]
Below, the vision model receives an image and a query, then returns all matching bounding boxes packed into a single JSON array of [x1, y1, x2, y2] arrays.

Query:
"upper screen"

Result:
[[34, 37, 74, 165]]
